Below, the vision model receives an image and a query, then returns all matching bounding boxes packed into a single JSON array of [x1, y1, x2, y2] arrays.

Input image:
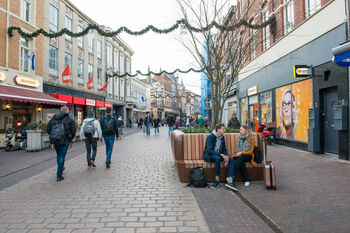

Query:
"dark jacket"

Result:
[[144, 116, 152, 126], [47, 112, 76, 142], [153, 118, 160, 127], [227, 118, 241, 129], [100, 115, 119, 138], [203, 132, 229, 161], [166, 115, 175, 127]]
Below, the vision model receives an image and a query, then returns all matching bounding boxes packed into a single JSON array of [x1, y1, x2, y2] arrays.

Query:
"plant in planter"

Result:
[[27, 122, 38, 130], [26, 122, 42, 151]]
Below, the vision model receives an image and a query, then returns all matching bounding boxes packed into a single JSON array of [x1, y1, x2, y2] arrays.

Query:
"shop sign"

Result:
[[0, 72, 6, 82], [14, 76, 40, 88], [293, 65, 311, 79], [105, 102, 112, 108], [86, 99, 95, 106], [247, 86, 258, 96]]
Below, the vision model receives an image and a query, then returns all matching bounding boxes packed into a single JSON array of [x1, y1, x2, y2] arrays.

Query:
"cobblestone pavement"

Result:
[[0, 127, 210, 233], [239, 145, 350, 233]]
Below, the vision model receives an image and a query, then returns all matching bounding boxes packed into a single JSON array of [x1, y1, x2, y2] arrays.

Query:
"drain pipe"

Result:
[[6, 0, 10, 69], [346, 0, 350, 160]]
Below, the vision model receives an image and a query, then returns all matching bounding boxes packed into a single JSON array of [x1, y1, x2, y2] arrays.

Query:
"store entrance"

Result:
[[249, 104, 258, 132]]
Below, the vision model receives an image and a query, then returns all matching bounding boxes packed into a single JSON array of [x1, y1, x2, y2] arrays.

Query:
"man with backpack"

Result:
[[100, 108, 119, 168], [144, 113, 152, 136], [80, 110, 102, 168], [166, 114, 175, 137], [47, 106, 76, 181]]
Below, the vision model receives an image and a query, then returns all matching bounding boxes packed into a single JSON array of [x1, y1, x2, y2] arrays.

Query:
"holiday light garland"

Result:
[[151, 93, 200, 98], [8, 16, 276, 39], [106, 67, 206, 78]]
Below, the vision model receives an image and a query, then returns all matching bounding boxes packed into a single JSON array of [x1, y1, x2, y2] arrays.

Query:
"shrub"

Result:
[[27, 122, 38, 130]]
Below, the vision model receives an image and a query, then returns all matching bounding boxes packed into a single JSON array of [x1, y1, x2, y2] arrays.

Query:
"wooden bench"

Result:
[[171, 130, 266, 183]]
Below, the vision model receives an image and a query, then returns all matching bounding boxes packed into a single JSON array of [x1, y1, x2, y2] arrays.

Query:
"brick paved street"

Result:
[[0, 127, 210, 233]]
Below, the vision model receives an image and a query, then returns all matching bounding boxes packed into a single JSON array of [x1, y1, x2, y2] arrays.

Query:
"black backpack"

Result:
[[49, 121, 65, 145], [253, 146, 262, 163], [187, 167, 207, 188], [84, 120, 95, 138], [104, 117, 115, 135]]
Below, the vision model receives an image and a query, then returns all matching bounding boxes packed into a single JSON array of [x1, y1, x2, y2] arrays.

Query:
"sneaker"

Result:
[[57, 176, 64, 182], [244, 181, 250, 187], [211, 180, 219, 188], [106, 161, 111, 168], [225, 182, 239, 192], [88, 165, 91, 169], [90, 160, 96, 167]]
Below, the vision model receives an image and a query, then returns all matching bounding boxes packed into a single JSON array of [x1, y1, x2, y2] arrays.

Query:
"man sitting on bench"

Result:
[[203, 124, 238, 191]]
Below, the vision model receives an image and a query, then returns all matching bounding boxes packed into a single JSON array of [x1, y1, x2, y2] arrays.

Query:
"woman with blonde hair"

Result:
[[277, 88, 298, 139], [230, 125, 256, 188]]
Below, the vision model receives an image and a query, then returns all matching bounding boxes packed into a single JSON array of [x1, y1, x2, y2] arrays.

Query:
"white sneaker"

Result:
[[244, 181, 250, 187]]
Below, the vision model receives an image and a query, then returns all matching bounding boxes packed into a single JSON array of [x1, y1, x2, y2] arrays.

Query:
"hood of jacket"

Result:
[[212, 130, 223, 139], [54, 112, 68, 121]]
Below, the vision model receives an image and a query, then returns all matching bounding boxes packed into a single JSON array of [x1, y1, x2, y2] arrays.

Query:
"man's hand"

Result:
[[116, 137, 119, 141], [235, 152, 242, 157], [99, 138, 103, 143]]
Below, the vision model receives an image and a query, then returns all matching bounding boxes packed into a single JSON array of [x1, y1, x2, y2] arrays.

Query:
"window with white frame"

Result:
[[97, 40, 102, 59], [120, 54, 125, 74], [305, 0, 321, 17], [49, 45, 58, 76], [77, 59, 84, 84], [88, 31, 94, 54], [21, 0, 31, 23], [65, 16, 72, 42], [20, 37, 29, 72], [113, 50, 119, 72], [283, 0, 294, 35], [64, 53, 72, 71], [78, 25, 84, 48], [250, 28, 255, 60], [126, 58, 131, 73], [107, 44, 112, 68], [88, 64, 93, 88], [49, 4, 58, 32], [262, 11, 270, 50], [97, 68, 102, 85]]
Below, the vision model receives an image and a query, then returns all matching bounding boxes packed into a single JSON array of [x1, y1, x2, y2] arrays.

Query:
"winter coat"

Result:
[[80, 117, 103, 140], [47, 112, 76, 143], [203, 131, 228, 161], [227, 118, 241, 129], [100, 115, 119, 138]]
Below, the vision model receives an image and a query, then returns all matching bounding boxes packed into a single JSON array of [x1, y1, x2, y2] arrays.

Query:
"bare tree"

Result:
[[176, 0, 272, 126]]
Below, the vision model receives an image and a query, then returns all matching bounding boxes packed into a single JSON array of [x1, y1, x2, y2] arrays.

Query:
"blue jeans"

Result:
[[168, 126, 174, 137], [207, 154, 235, 177], [54, 139, 70, 178], [154, 127, 159, 134], [146, 125, 151, 135], [104, 136, 115, 163]]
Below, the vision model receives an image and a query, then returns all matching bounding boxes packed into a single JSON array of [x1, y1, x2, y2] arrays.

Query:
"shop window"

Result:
[[49, 4, 58, 32], [240, 98, 248, 126], [260, 91, 272, 123], [20, 37, 30, 72], [77, 25, 84, 48], [65, 16, 72, 42], [283, 0, 294, 35], [21, 0, 31, 23], [49, 45, 58, 76], [77, 59, 84, 84]]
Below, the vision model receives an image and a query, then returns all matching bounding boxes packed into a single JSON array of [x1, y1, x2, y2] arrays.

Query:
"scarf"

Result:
[[212, 130, 223, 152], [236, 134, 251, 152]]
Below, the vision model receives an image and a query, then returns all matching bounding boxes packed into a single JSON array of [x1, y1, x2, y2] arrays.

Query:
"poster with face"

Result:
[[292, 79, 313, 142], [276, 85, 294, 139], [276, 79, 313, 142]]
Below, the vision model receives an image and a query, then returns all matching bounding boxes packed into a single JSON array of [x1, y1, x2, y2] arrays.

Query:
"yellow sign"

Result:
[[0, 72, 6, 81], [293, 65, 311, 79], [247, 86, 258, 96], [14, 76, 40, 88]]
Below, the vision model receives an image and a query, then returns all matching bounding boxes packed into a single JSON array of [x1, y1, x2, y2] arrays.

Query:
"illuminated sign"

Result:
[[293, 65, 311, 79], [0, 72, 6, 82], [247, 86, 258, 96], [86, 99, 96, 106], [14, 76, 40, 88]]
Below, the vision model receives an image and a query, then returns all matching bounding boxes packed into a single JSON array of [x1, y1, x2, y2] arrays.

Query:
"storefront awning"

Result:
[[73, 96, 85, 105], [50, 94, 73, 103], [0, 85, 66, 105], [96, 100, 104, 107]]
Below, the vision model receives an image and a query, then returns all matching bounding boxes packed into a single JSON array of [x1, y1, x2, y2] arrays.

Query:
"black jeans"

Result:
[[85, 138, 98, 165], [233, 154, 252, 182]]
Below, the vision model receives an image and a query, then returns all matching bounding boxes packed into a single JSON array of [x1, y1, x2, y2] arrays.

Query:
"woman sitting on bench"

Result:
[[233, 125, 256, 187]]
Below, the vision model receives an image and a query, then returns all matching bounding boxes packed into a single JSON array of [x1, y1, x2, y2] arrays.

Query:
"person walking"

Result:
[[227, 113, 241, 129], [80, 110, 102, 168], [144, 113, 152, 136], [139, 117, 144, 129], [166, 114, 175, 137], [117, 116, 124, 138], [198, 115, 204, 128], [100, 108, 119, 168], [47, 106, 76, 181], [153, 116, 160, 135]]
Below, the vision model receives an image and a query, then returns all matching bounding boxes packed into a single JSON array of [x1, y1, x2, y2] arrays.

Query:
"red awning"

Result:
[[105, 102, 112, 108], [50, 94, 73, 103], [0, 84, 66, 105], [96, 100, 104, 107], [73, 96, 85, 105]]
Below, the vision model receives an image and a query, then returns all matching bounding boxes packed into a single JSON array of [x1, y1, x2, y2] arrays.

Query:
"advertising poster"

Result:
[[292, 79, 313, 142], [276, 85, 292, 139], [275, 79, 312, 142]]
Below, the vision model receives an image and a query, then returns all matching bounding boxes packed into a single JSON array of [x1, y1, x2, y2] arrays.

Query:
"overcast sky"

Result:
[[70, 0, 204, 94]]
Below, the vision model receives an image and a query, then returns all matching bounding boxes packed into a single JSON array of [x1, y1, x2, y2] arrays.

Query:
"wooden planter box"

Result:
[[27, 130, 42, 152]]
